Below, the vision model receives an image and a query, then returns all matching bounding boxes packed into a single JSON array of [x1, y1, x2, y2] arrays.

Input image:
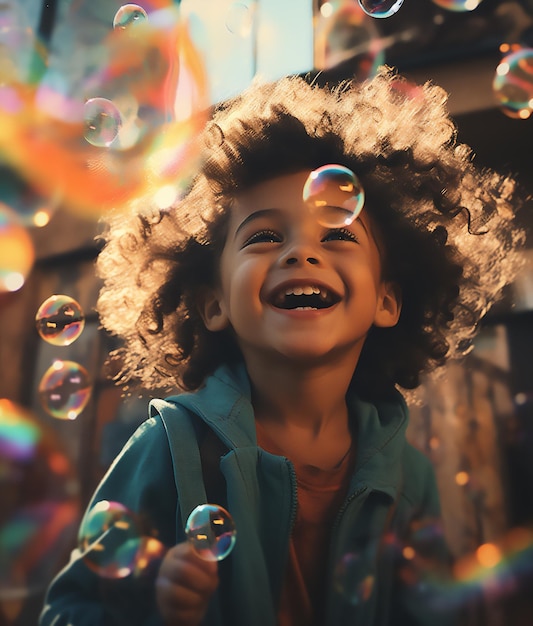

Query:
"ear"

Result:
[[374, 282, 402, 328], [196, 287, 230, 332]]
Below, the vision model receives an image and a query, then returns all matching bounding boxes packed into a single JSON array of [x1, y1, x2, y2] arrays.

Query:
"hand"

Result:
[[156, 541, 219, 626]]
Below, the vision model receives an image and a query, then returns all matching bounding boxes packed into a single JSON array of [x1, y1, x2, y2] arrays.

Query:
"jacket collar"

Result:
[[168, 362, 408, 496]]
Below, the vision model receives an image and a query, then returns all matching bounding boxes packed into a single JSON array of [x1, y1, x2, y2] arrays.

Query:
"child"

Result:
[[40, 67, 524, 626]]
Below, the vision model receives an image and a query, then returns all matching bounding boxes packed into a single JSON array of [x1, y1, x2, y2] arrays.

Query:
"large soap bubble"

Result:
[[185, 504, 236, 562], [303, 164, 365, 228]]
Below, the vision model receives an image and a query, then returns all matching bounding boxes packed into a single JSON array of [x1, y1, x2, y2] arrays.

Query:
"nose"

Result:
[[279, 237, 321, 267], [285, 256, 319, 265]]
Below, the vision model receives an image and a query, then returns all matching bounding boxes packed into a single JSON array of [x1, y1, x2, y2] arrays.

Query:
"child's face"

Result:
[[199, 170, 401, 368]]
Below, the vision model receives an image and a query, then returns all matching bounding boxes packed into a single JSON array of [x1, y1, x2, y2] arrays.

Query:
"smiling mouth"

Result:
[[271, 285, 340, 310]]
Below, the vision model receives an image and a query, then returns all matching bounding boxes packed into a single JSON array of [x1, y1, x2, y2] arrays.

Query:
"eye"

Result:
[[322, 227, 359, 243], [242, 229, 282, 247]]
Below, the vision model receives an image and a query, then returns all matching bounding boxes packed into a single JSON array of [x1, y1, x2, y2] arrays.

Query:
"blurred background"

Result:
[[0, 0, 532, 624]]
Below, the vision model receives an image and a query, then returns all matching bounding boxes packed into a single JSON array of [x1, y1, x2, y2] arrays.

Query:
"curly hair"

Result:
[[96, 67, 525, 398]]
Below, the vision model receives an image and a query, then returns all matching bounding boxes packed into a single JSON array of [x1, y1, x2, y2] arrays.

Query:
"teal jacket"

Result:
[[40, 363, 454, 626]]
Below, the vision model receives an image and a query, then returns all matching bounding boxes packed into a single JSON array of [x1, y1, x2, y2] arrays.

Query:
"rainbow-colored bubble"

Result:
[[38, 360, 92, 420], [78, 500, 166, 578], [185, 504, 237, 562], [493, 48, 533, 120], [35, 295, 85, 346], [358, 0, 404, 18], [302, 164, 365, 228], [0, 6, 209, 221], [0, 203, 35, 293]]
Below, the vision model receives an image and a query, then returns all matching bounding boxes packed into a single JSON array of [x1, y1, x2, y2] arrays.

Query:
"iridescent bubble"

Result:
[[185, 504, 236, 561], [431, 0, 484, 11], [334, 552, 375, 605], [79, 500, 142, 578], [0, 202, 35, 293], [38, 360, 92, 420], [84, 98, 122, 148], [35, 295, 85, 346], [225, 3, 254, 37], [358, 0, 404, 18], [113, 4, 148, 30], [493, 48, 533, 120], [0, 399, 80, 610], [302, 164, 365, 228]]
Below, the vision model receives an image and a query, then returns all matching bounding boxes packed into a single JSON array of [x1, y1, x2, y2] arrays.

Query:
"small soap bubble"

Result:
[[431, 0, 483, 11], [38, 360, 92, 420], [303, 164, 365, 228], [334, 552, 375, 605], [185, 504, 236, 561], [84, 98, 122, 148], [79, 500, 142, 578], [0, 203, 35, 293], [225, 3, 254, 37], [113, 4, 148, 30], [493, 48, 533, 119], [35, 295, 85, 346], [358, 0, 404, 18]]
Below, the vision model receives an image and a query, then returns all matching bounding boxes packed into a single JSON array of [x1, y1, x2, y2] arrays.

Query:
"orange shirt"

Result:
[[256, 422, 355, 626]]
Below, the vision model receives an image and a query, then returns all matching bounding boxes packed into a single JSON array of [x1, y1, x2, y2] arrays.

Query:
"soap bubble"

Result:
[[38, 360, 92, 420], [0, 399, 80, 616], [0, 203, 35, 293], [431, 0, 484, 11], [225, 3, 254, 37], [334, 552, 375, 605], [84, 97, 122, 147], [35, 295, 85, 346], [302, 164, 365, 228], [113, 4, 148, 31], [493, 48, 533, 119], [79, 500, 141, 578], [358, 0, 404, 18], [185, 504, 236, 561]]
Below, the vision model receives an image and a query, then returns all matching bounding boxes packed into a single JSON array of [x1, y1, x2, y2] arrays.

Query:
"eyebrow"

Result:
[[234, 208, 282, 239]]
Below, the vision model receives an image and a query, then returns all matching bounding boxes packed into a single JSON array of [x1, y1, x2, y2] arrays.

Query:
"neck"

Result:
[[245, 352, 357, 436]]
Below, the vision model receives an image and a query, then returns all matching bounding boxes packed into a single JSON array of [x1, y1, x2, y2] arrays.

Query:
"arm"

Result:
[[39, 417, 178, 626]]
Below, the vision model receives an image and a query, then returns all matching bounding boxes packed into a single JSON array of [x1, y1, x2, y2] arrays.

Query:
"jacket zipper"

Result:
[[285, 458, 298, 534]]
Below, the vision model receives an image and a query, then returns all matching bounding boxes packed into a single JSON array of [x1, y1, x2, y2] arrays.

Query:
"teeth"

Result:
[[284, 285, 325, 296]]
